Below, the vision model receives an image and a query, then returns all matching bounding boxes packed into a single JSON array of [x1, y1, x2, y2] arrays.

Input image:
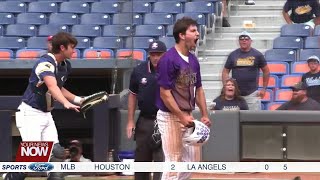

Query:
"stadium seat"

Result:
[[313, 25, 320, 36], [258, 74, 279, 88], [275, 89, 292, 102], [72, 25, 101, 37], [125, 37, 155, 49], [166, 24, 174, 36], [267, 102, 284, 110], [157, 0, 187, 2], [11, 0, 36, 2], [184, 1, 215, 27], [144, 13, 173, 25], [116, 49, 147, 61], [264, 49, 296, 62], [37, 0, 66, 2], [158, 36, 175, 49], [0, 2, 26, 13], [280, 74, 302, 88], [27, 37, 48, 49], [0, 37, 25, 49], [28, 2, 58, 13], [0, 13, 14, 25], [91, 2, 121, 14], [264, 62, 289, 75], [59, 2, 90, 14], [71, 49, 80, 59], [304, 37, 320, 49], [93, 37, 124, 49], [280, 24, 312, 37], [121, 1, 152, 14], [75, 37, 90, 49], [291, 61, 320, 74], [83, 49, 114, 59], [49, 13, 79, 25], [0, 49, 14, 60], [112, 13, 143, 25], [176, 13, 206, 25], [6, 24, 37, 37], [17, 13, 47, 25], [152, 2, 182, 14], [259, 88, 274, 103], [38, 24, 68, 36], [135, 25, 165, 37], [299, 49, 320, 61], [80, 13, 111, 25], [103, 25, 133, 37], [16, 49, 44, 60], [68, 0, 99, 2], [273, 37, 303, 49]]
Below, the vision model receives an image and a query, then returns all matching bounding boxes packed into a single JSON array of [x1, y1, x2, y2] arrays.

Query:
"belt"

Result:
[[139, 113, 156, 119]]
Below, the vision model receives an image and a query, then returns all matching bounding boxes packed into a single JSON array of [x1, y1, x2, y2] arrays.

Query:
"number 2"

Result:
[[171, 164, 175, 170]]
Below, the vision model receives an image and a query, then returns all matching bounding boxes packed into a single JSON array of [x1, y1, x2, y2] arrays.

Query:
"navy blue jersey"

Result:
[[21, 53, 71, 112]]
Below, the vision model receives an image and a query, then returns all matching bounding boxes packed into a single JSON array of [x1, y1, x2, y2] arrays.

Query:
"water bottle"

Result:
[[97, 50, 101, 59], [106, 149, 115, 175]]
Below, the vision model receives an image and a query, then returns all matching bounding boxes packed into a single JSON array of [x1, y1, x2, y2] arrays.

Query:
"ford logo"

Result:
[[28, 163, 54, 172]]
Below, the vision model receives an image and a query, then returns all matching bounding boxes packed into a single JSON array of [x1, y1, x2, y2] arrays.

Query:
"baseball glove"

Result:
[[80, 91, 109, 118]]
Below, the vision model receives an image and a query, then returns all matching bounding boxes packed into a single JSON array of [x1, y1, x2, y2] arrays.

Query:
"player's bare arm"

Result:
[[259, 65, 270, 98], [43, 76, 80, 112], [195, 87, 211, 127], [160, 87, 194, 127], [222, 68, 231, 85], [61, 87, 84, 105], [127, 92, 137, 138]]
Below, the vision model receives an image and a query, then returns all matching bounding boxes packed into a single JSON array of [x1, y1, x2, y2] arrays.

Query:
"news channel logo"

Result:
[[28, 162, 54, 172]]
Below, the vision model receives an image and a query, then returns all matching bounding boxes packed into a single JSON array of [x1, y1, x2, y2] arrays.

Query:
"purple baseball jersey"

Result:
[[156, 47, 202, 112]]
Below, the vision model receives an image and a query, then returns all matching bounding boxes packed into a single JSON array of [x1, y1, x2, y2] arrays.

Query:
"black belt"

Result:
[[139, 113, 156, 119]]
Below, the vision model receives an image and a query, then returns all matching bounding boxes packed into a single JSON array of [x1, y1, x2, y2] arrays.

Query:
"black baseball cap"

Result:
[[291, 82, 307, 91], [148, 40, 167, 53]]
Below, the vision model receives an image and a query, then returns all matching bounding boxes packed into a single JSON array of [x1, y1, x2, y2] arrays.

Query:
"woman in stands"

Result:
[[211, 78, 249, 110]]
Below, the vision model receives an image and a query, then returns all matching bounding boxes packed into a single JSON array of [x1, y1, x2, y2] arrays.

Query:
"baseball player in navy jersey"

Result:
[[156, 17, 211, 180], [5, 32, 82, 180]]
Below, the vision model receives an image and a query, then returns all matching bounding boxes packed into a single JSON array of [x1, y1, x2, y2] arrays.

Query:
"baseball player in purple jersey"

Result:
[[156, 17, 211, 180], [4, 32, 82, 180]]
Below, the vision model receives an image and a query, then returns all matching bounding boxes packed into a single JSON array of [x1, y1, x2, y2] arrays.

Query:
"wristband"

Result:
[[73, 96, 82, 105]]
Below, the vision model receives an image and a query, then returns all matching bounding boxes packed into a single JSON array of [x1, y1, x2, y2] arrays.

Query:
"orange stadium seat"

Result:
[[116, 49, 146, 61], [267, 102, 284, 110], [71, 49, 80, 59], [275, 89, 292, 102], [280, 74, 302, 88], [262, 62, 289, 75], [83, 49, 114, 59], [0, 49, 13, 60], [259, 75, 279, 88], [291, 61, 320, 74], [16, 49, 44, 60], [259, 88, 274, 102]]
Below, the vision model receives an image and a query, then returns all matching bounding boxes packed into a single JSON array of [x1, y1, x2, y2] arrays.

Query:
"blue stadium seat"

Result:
[[273, 37, 303, 49], [135, 25, 165, 37], [80, 13, 111, 25], [264, 49, 296, 62], [59, 2, 90, 14], [0, 13, 14, 25], [258, 74, 279, 88], [28, 2, 58, 13], [49, 13, 79, 25], [75, 37, 91, 49], [103, 25, 133, 37], [157, 0, 187, 2], [6, 24, 37, 37], [184, 1, 215, 28], [121, 1, 151, 14], [0, 37, 25, 49], [0, 49, 14, 60], [144, 13, 173, 25], [16, 49, 44, 60], [37, 0, 66, 2], [304, 37, 320, 49], [258, 88, 274, 103], [159, 36, 175, 49], [93, 37, 123, 49], [125, 37, 155, 49], [9, 0, 37, 2], [281, 74, 302, 88], [265, 61, 289, 75], [38, 24, 68, 36], [152, 2, 182, 14], [112, 13, 143, 25], [313, 25, 320, 36], [17, 13, 47, 25], [176, 13, 206, 25], [0, 2, 26, 13], [91, 2, 121, 14], [27, 36, 47, 49], [166, 24, 173, 36], [299, 49, 320, 61], [68, 0, 99, 2], [72, 25, 101, 37], [280, 24, 312, 37], [291, 61, 310, 74]]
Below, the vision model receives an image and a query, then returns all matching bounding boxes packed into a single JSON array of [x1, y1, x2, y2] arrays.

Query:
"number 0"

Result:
[[265, 164, 269, 170]]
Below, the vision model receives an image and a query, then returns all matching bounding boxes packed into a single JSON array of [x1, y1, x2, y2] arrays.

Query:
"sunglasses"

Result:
[[239, 36, 251, 41]]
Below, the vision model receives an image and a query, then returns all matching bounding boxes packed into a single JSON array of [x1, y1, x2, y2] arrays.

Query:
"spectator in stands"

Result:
[[282, 0, 320, 28], [222, 0, 231, 27], [277, 82, 320, 110], [211, 78, 249, 110], [222, 31, 270, 110], [64, 140, 91, 162], [126, 40, 166, 180], [301, 55, 320, 103]]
